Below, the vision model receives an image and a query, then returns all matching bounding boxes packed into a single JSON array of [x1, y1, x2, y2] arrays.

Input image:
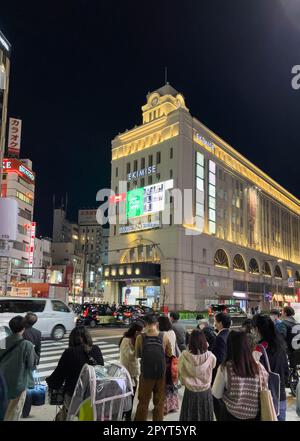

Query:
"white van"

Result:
[[0, 297, 76, 340]]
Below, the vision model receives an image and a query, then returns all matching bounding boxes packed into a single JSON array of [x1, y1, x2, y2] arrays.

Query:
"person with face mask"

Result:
[[270, 309, 286, 340]]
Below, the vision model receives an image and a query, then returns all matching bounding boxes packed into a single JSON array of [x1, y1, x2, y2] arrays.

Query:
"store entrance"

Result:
[[120, 283, 160, 307]]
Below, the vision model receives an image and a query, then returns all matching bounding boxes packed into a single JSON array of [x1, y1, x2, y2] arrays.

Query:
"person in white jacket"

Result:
[[119, 321, 144, 421], [178, 329, 216, 421]]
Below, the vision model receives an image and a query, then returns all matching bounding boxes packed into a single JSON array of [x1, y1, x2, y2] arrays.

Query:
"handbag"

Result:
[[259, 345, 280, 416], [259, 366, 278, 421]]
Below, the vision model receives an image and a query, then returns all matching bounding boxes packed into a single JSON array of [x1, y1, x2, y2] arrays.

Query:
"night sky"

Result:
[[1, 0, 300, 237]]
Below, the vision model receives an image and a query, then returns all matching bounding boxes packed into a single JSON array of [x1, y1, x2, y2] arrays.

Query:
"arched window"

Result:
[[214, 249, 229, 268], [274, 265, 282, 278], [233, 254, 246, 271], [262, 262, 272, 276], [295, 271, 300, 282], [249, 258, 259, 274]]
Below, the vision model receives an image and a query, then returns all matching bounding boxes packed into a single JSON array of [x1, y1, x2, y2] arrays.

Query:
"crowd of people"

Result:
[[0, 306, 299, 421]]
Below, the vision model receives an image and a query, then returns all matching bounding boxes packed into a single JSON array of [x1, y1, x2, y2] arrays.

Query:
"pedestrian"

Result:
[[241, 318, 256, 351], [252, 313, 289, 421], [0, 316, 36, 421], [270, 308, 287, 340], [211, 312, 231, 377], [212, 330, 269, 421], [211, 311, 231, 420], [119, 321, 144, 421], [196, 314, 216, 350], [0, 370, 8, 421], [281, 306, 300, 367], [46, 326, 104, 420], [158, 315, 179, 415], [169, 312, 186, 352], [134, 314, 172, 421], [178, 329, 216, 421], [22, 312, 42, 418]]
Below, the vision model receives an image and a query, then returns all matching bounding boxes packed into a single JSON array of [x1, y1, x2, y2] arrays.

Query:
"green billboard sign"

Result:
[[126, 187, 144, 218]]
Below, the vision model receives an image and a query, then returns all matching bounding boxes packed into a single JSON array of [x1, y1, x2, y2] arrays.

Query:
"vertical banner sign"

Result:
[[28, 222, 36, 275], [8, 118, 22, 157]]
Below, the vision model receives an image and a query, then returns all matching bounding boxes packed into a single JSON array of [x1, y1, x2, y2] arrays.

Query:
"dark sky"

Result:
[[1, 0, 300, 237]]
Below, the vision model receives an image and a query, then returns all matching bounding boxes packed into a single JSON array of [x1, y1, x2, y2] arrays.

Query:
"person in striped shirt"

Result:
[[212, 330, 268, 421]]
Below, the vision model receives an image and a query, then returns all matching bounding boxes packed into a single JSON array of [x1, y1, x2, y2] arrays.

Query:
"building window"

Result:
[[127, 182, 130, 191], [156, 173, 160, 180], [148, 175, 153, 185], [203, 248, 207, 264], [141, 178, 145, 187], [249, 258, 259, 274], [133, 160, 138, 171], [126, 163, 131, 174], [170, 169, 173, 179], [274, 265, 283, 279], [156, 151, 161, 164], [148, 155, 153, 166], [214, 249, 229, 268], [141, 157, 145, 169], [170, 147, 173, 159], [233, 254, 246, 271], [115, 167, 118, 177], [195, 152, 205, 233]]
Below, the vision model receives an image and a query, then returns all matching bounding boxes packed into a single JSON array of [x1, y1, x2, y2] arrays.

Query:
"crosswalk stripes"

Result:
[[37, 336, 120, 382]]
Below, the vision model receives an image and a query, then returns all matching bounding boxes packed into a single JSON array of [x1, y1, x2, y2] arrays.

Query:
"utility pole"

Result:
[[81, 250, 88, 305]]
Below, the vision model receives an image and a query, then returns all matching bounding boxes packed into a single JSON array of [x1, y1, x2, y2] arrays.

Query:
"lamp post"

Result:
[[161, 276, 169, 311]]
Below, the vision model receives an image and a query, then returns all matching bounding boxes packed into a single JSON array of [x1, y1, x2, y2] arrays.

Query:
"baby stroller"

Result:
[[67, 362, 133, 421]]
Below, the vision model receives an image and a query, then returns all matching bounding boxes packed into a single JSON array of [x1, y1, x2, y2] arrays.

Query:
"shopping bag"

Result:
[[259, 367, 278, 421], [259, 345, 280, 415]]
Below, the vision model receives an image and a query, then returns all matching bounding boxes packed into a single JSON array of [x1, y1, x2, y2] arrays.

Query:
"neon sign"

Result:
[[3, 159, 35, 183], [128, 165, 157, 181], [28, 222, 36, 275]]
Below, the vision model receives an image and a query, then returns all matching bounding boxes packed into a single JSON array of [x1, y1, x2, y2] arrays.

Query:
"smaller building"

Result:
[[0, 157, 36, 287], [30, 237, 52, 283]]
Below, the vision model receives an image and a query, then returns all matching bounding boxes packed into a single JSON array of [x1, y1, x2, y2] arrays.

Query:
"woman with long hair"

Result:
[[119, 320, 144, 421], [158, 315, 179, 415], [46, 326, 104, 419], [252, 313, 289, 421], [212, 330, 268, 421], [178, 329, 216, 421]]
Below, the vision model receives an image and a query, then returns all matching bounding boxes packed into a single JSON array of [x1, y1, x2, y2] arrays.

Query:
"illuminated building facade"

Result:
[[1, 158, 36, 286], [104, 84, 300, 310]]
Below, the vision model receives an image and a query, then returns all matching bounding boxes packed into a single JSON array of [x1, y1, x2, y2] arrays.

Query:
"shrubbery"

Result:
[[178, 310, 208, 320]]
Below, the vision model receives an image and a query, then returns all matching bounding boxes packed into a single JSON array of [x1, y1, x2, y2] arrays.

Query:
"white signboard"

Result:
[[0, 198, 18, 241], [119, 221, 160, 234], [143, 179, 173, 215]]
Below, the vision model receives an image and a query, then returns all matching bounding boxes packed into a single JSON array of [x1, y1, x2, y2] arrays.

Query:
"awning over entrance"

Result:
[[103, 262, 161, 281]]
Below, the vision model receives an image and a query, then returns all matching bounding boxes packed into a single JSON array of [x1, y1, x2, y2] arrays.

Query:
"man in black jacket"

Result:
[[196, 314, 216, 349], [23, 313, 41, 364], [211, 312, 231, 421], [22, 312, 42, 418]]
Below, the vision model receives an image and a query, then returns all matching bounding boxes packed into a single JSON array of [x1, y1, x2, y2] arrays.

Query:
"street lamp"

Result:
[[161, 276, 169, 309]]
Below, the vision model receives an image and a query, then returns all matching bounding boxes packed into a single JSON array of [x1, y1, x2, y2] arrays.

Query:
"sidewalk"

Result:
[[21, 386, 300, 422]]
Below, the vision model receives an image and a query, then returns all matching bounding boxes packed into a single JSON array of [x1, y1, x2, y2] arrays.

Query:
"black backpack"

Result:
[[141, 333, 166, 379]]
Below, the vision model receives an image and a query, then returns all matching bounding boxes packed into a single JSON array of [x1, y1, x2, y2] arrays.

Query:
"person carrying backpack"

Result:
[[281, 306, 300, 368], [0, 316, 36, 421], [134, 314, 172, 421]]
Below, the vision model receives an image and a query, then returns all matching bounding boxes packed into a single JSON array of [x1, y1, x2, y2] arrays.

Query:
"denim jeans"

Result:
[[278, 400, 287, 421]]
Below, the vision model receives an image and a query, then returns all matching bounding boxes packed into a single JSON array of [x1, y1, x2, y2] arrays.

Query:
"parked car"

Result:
[[76, 303, 115, 328], [0, 297, 75, 340], [208, 304, 248, 327]]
